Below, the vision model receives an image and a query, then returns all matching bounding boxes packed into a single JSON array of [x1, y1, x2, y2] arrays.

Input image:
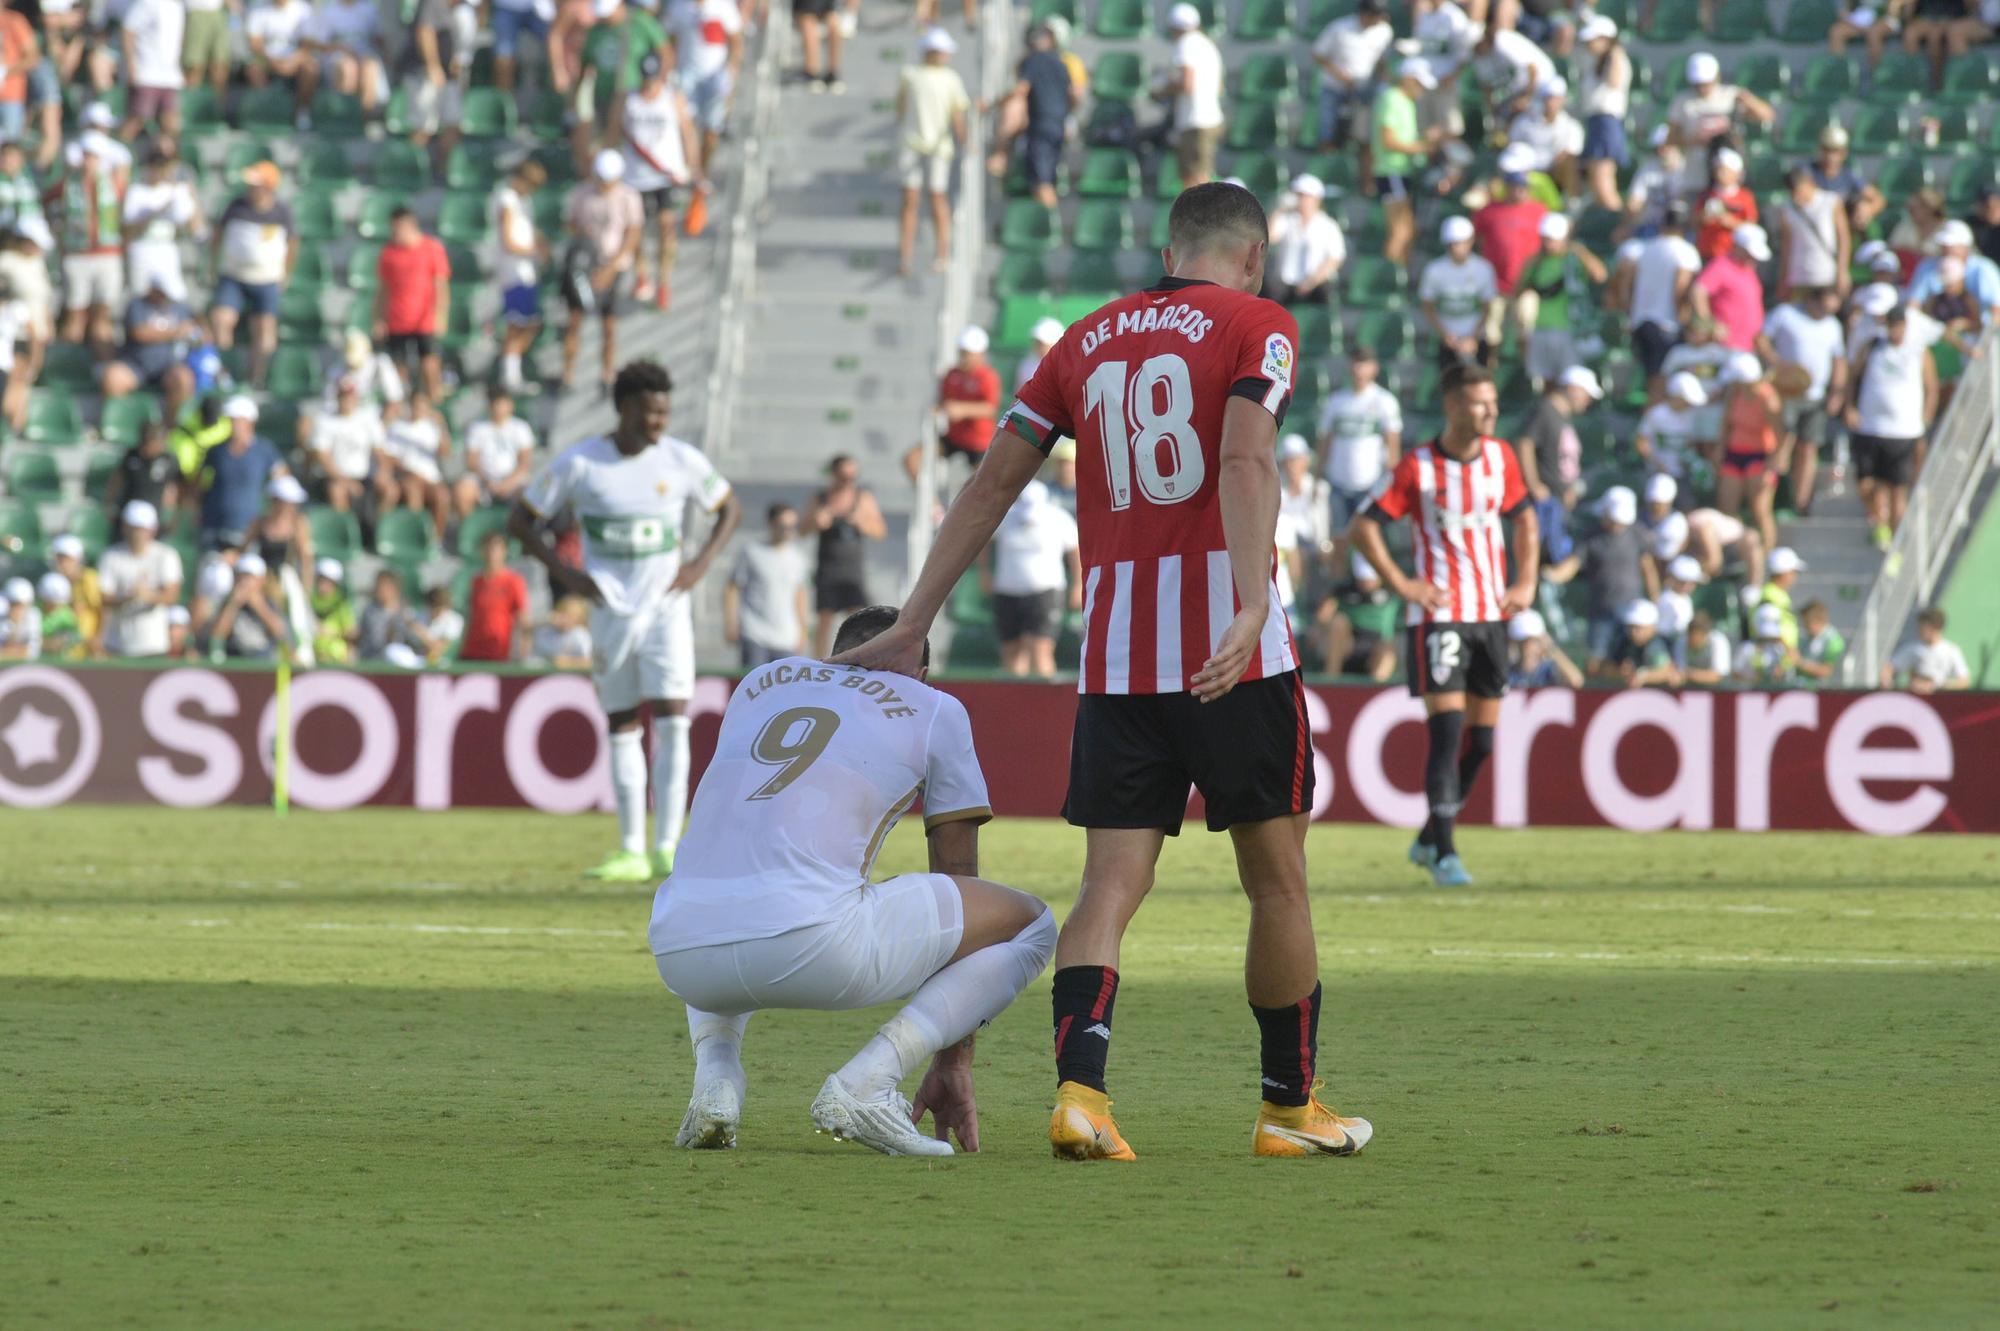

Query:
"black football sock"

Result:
[[1424, 709, 1466, 859], [1051, 965, 1119, 1092], [1252, 982, 1321, 1108], [1457, 723, 1495, 810]]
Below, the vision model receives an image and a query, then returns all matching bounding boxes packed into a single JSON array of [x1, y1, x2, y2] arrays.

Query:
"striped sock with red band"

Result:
[[1251, 981, 1321, 1108], [1051, 965, 1120, 1093]]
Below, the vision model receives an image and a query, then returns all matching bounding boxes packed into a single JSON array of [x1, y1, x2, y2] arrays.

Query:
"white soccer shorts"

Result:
[[653, 873, 965, 1016], [591, 592, 694, 712]]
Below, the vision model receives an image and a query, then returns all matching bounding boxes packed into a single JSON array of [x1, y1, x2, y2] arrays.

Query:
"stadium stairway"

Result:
[[1775, 479, 1877, 641]]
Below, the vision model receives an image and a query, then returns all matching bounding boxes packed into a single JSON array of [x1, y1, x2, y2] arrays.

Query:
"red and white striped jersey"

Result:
[[1000, 277, 1300, 695], [1369, 436, 1530, 626]]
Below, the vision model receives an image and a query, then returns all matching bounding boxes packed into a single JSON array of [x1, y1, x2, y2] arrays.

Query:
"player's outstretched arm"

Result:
[[831, 433, 1045, 673], [1193, 396, 1282, 703]]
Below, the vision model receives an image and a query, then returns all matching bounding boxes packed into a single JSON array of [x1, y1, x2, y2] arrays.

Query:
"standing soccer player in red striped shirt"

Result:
[[837, 184, 1373, 1161], [1347, 363, 1540, 887]]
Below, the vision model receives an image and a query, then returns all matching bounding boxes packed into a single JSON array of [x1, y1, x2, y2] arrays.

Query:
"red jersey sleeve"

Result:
[[1226, 300, 1300, 426], [1497, 440, 1530, 516], [1000, 330, 1077, 454], [1369, 450, 1421, 522]]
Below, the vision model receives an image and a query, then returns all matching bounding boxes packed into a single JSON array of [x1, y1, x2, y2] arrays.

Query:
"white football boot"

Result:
[[676, 1078, 742, 1150], [810, 1075, 953, 1157]]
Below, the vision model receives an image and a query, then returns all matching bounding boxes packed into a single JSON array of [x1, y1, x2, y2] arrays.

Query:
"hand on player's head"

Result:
[[827, 606, 931, 679]]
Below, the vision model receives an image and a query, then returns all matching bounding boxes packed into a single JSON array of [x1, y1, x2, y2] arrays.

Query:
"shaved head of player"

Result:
[[648, 607, 1056, 1157], [834, 181, 1376, 1162], [1345, 363, 1540, 888]]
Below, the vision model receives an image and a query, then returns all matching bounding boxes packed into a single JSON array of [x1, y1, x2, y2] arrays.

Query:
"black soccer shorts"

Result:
[[1061, 671, 1314, 835], [1407, 620, 1510, 700]]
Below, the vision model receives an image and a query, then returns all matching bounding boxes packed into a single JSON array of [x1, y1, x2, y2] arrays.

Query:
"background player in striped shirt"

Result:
[[1347, 363, 1540, 887], [837, 183, 1373, 1162]]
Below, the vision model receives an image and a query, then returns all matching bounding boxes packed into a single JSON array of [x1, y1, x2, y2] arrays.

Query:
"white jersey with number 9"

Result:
[[648, 658, 993, 953]]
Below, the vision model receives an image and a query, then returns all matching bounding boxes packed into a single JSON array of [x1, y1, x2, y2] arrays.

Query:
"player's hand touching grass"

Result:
[[910, 1040, 979, 1152], [1191, 605, 1267, 703]]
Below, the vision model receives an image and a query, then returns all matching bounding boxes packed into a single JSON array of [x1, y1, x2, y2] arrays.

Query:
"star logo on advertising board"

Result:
[[0, 667, 103, 808]]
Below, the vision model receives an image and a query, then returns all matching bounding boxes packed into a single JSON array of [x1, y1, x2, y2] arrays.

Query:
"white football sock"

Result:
[[686, 1007, 751, 1100], [609, 728, 648, 855], [837, 905, 1056, 1098], [653, 714, 692, 855]]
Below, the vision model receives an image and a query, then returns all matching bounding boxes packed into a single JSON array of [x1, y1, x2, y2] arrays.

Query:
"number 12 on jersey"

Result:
[[1083, 354, 1206, 511]]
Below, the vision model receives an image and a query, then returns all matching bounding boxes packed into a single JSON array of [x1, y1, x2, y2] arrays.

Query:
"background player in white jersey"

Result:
[[651, 607, 1056, 1156], [607, 54, 700, 312], [509, 359, 742, 882]]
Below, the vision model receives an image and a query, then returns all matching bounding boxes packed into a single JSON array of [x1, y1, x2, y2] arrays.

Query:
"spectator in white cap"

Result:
[[1694, 147, 1757, 264], [311, 557, 359, 665], [1636, 372, 1709, 481], [34, 570, 77, 657], [1757, 283, 1847, 518], [1552, 484, 1652, 670], [1776, 165, 1850, 302], [205, 548, 290, 660], [1161, 2, 1225, 187], [1576, 16, 1632, 210], [1698, 222, 1769, 356], [302, 372, 394, 518], [1374, 57, 1441, 264], [919, 324, 1000, 478], [1617, 124, 1684, 242], [987, 23, 1075, 209], [1515, 365, 1601, 502], [1754, 544, 1807, 648], [895, 29, 970, 277], [1657, 553, 1705, 646], [1315, 346, 1402, 564], [1504, 77, 1584, 192], [1664, 51, 1772, 195], [1714, 349, 1783, 552], [1474, 145, 1550, 316], [1507, 606, 1583, 689], [0, 574, 39, 659], [1514, 211, 1609, 390], [1883, 606, 1972, 692], [242, 471, 317, 607], [1264, 173, 1346, 306], [1017, 317, 1065, 388], [1734, 601, 1795, 684], [561, 146, 646, 394], [1420, 215, 1499, 369], [1806, 123, 1865, 206], [1309, 0, 1393, 157], [1847, 301, 1937, 549], [98, 498, 183, 658], [47, 533, 102, 652], [1598, 597, 1679, 688], [1854, 240, 1901, 283], [1905, 217, 2000, 325], [200, 395, 289, 552], [1276, 433, 1331, 616]]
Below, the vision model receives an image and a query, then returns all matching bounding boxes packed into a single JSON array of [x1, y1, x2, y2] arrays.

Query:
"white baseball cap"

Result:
[[1768, 546, 1806, 575], [1733, 223, 1771, 262], [382, 641, 425, 670], [1712, 146, 1744, 175], [121, 499, 160, 530], [167, 604, 192, 627], [1598, 485, 1638, 526], [1721, 351, 1764, 386], [1030, 317, 1065, 346], [1539, 212, 1572, 241], [1509, 607, 1548, 641], [50, 533, 84, 560], [1621, 598, 1661, 628], [1557, 365, 1602, 399], [1538, 77, 1568, 99], [1820, 124, 1851, 149], [37, 571, 70, 604], [1399, 56, 1439, 90], [1288, 172, 1326, 199], [222, 394, 259, 422], [1686, 51, 1721, 84], [1440, 215, 1475, 244], [315, 557, 345, 584], [1934, 219, 1974, 250], [1645, 472, 1679, 505], [592, 149, 626, 181], [1497, 143, 1538, 177], [1649, 123, 1672, 150], [1668, 555, 1706, 584], [1854, 239, 1889, 268], [1666, 371, 1709, 406], [957, 324, 990, 354], [81, 102, 116, 129], [1858, 282, 1899, 317], [236, 551, 269, 579], [1167, 1, 1202, 28], [1278, 433, 1312, 460], [1579, 14, 1618, 41], [920, 25, 958, 53], [267, 474, 308, 505], [1652, 509, 1690, 560], [1753, 603, 1786, 637], [3, 575, 31, 605]]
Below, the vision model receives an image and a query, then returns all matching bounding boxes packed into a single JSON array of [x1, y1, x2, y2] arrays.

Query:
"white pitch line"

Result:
[[1312, 893, 2000, 925], [1143, 942, 1989, 969], [300, 921, 635, 939]]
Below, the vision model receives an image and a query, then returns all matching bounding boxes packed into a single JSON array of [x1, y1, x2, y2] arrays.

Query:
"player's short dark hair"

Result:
[[1167, 181, 1268, 258], [1440, 363, 1494, 398], [612, 358, 674, 407], [390, 205, 416, 225], [1918, 606, 1946, 631], [833, 606, 930, 670], [766, 501, 797, 523]]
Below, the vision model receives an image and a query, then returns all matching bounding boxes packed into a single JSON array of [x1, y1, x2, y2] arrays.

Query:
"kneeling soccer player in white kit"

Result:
[[650, 607, 1057, 1156]]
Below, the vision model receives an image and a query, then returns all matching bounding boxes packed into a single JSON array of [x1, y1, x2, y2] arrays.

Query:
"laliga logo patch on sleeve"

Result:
[[1262, 334, 1294, 389]]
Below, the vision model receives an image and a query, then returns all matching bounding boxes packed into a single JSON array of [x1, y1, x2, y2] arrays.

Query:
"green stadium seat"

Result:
[[1795, 54, 1856, 106], [1055, 292, 1112, 325], [373, 508, 438, 562], [1093, 0, 1146, 38], [437, 192, 493, 244], [383, 87, 417, 137], [223, 138, 279, 179], [1645, 0, 1700, 41], [1732, 53, 1788, 100], [1075, 148, 1142, 198], [438, 303, 478, 354], [298, 142, 355, 188], [1148, 202, 1175, 249], [1295, 305, 1336, 357], [357, 193, 412, 241], [1153, 151, 1183, 200], [311, 92, 368, 138], [5, 449, 59, 496], [1939, 53, 2000, 105], [291, 248, 331, 286], [1229, 150, 1286, 199], [1068, 250, 1125, 292], [236, 87, 296, 135], [1232, 0, 1293, 39], [24, 393, 84, 446], [0, 496, 40, 552], [1343, 254, 1406, 305], [1072, 198, 1135, 251], [267, 345, 322, 400], [1743, 147, 1785, 196], [345, 244, 383, 294], [1029, 0, 1077, 22], [1233, 52, 1298, 104], [58, 507, 111, 562], [1299, 151, 1362, 197], [445, 145, 501, 192], [292, 188, 342, 242], [1775, 106, 1831, 157], [82, 447, 118, 495], [100, 395, 161, 447], [1092, 51, 1144, 102], [39, 344, 94, 391], [994, 252, 1053, 297], [307, 505, 362, 560], [1351, 309, 1411, 361], [1223, 102, 1282, 152], [1781, 0, 1841, 40], [1932, 105, 1976, 152], [996, 295, 1061, 348], [460, 87, 519, 139], [1875, 155, 1932, 201], [1303, 0, 1357, 30], [1850, 104, 1907, 155], [1706, 0, 1768, 41], [456, 506, 513, 558], [373, 141, 432, 193], [259, 400, 301, 451], [1868, 52, 1929, 105], [1945, 157, 1998, 209], [279, 287, 327, 343], [999, 199, 1059, 251], [181, 86, 224, 134]]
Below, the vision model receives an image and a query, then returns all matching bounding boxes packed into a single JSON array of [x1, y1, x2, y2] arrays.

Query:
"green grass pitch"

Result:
[[4, 807, 1998, 1329]]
